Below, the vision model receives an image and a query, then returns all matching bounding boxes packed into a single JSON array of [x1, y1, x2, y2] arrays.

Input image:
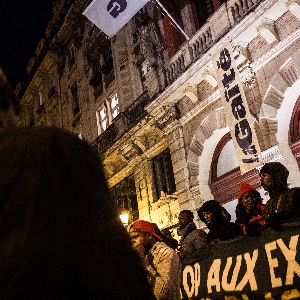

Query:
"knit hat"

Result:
[[130, 220, 163, 241], [237, 183, 257, 201]]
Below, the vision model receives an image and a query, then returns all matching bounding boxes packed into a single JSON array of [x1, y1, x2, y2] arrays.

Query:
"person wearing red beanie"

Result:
[[129, 220, 181, 300], [235, 183, 267, 235]]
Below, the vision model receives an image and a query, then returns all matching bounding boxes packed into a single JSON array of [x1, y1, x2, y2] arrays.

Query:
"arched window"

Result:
[[289, 95, 300, 169], [209, 133, 260, 219]]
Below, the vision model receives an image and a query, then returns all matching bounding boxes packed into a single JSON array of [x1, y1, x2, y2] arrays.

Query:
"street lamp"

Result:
[[119, 211, 129, 226]]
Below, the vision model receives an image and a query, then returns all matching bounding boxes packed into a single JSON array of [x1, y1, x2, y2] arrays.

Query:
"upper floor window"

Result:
[[110, 93, 119, 119], [70, 84, 80, 115], [141, 60, 151, 77], [68, 44, 76, 67], [96, 105, 108, 134], [96, 93, 119, 135], [152, 149, 176, 201], [110, 175, 139, 223], [38, 91, 44, 106]]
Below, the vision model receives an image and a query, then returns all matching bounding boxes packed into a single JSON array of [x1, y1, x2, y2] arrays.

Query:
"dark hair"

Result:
[[259, 162, 289, 197], [179, 210, 194, 219], [197, 200, 224, 224], [0, 127, 154, 299]]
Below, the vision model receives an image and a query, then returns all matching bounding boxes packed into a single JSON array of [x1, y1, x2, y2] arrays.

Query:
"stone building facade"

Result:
[[18, 0, 300, 232]]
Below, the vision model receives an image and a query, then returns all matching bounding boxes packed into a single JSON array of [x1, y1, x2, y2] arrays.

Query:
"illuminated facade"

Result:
[[18, 0, 300, 231]]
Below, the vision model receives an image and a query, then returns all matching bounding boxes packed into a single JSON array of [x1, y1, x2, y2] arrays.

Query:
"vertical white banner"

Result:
[[213, 45, 261, 174], [83, 0, 150, 37]]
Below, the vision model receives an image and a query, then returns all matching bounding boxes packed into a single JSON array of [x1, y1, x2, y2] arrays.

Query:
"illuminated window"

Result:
[[96, 105, 108, 134], [110, 93, 119, 119], [141, 60, 151, 77], [96, 93, 119, 135]]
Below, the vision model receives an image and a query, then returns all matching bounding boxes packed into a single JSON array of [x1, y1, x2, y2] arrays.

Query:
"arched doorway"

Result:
[[289, 95, 300, 169], [209, 133, 261, 220]]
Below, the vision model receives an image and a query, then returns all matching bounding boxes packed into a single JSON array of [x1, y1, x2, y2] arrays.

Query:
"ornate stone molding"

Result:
[[240, 66, 256, 86], [283, 0, 300, 20], [183, 85, 198, 103], [153, 104, 180, 130], [260, 145, 284, 165], [256, 18, 279, 44]]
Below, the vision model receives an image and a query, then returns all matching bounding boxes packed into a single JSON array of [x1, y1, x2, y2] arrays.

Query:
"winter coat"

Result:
[[177, 222, 207, 260], [260, 162, 300, 223], [198, 200, 242, 244], [235, 183, 267, 235], [145, 241, 181, 300], [0, 127, 155, 299]]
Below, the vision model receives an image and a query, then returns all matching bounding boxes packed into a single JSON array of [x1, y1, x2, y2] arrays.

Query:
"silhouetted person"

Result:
[[0, 127, 154, 299], [197, 200, 242, 244], [260, 162, 300, 226], [235, 183, 267, 235]]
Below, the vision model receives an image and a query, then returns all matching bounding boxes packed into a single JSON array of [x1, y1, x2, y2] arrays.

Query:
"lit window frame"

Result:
[[109, 93, 119, 120]]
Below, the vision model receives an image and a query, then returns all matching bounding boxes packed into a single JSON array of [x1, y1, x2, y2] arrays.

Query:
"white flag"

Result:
[[213, 45, 261, 174], [83, 0, 150, 37]]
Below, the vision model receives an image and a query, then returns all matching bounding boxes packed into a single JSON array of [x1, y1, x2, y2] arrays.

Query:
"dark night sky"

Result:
[[0, 1, 54, 88]]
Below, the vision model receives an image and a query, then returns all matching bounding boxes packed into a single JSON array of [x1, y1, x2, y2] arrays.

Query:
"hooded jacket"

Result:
[[260, 162, 300, 221], [197, 200, 242, 244], [0, 127, 155, 299], [235, 184, 267, 235]]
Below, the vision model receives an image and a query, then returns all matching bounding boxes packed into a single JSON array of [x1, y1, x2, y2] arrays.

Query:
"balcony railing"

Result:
[[124, 92, 151, 128], [92, 92, 151, 155], [92, 120, 118, 155], [165, 0, 262, 85]]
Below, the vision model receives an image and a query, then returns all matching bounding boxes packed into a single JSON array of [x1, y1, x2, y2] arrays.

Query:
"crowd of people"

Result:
[[0, 67, 299, 299], [128, 162, 300, 299]]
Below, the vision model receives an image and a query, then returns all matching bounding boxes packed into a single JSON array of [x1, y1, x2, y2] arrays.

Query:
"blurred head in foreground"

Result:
[[0, 127, 154, 299]]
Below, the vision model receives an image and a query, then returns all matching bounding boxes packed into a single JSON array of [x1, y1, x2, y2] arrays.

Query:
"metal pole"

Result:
[[155, 0, 190, 40]]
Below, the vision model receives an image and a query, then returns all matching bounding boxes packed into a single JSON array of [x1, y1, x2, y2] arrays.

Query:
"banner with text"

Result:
[[181, 222, 300, 299], [213, 46, 261, 174], [83, 0, 150, 37]]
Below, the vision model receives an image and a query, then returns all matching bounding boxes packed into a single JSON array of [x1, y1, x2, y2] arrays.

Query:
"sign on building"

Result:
[[213, 46, 261, 174], [83, 0, 150, 37]]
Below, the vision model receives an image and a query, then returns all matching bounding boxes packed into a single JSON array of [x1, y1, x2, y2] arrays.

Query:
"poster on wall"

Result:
[[213, 45, 261, 174]]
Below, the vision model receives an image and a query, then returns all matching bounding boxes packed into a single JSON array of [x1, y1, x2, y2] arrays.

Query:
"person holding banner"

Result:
[[235, 183, 267, 235], [197, 200, 242, 244], [129, 220, 181, 300], [260, 162, 300, 227], [176, 210, 207, 260]]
